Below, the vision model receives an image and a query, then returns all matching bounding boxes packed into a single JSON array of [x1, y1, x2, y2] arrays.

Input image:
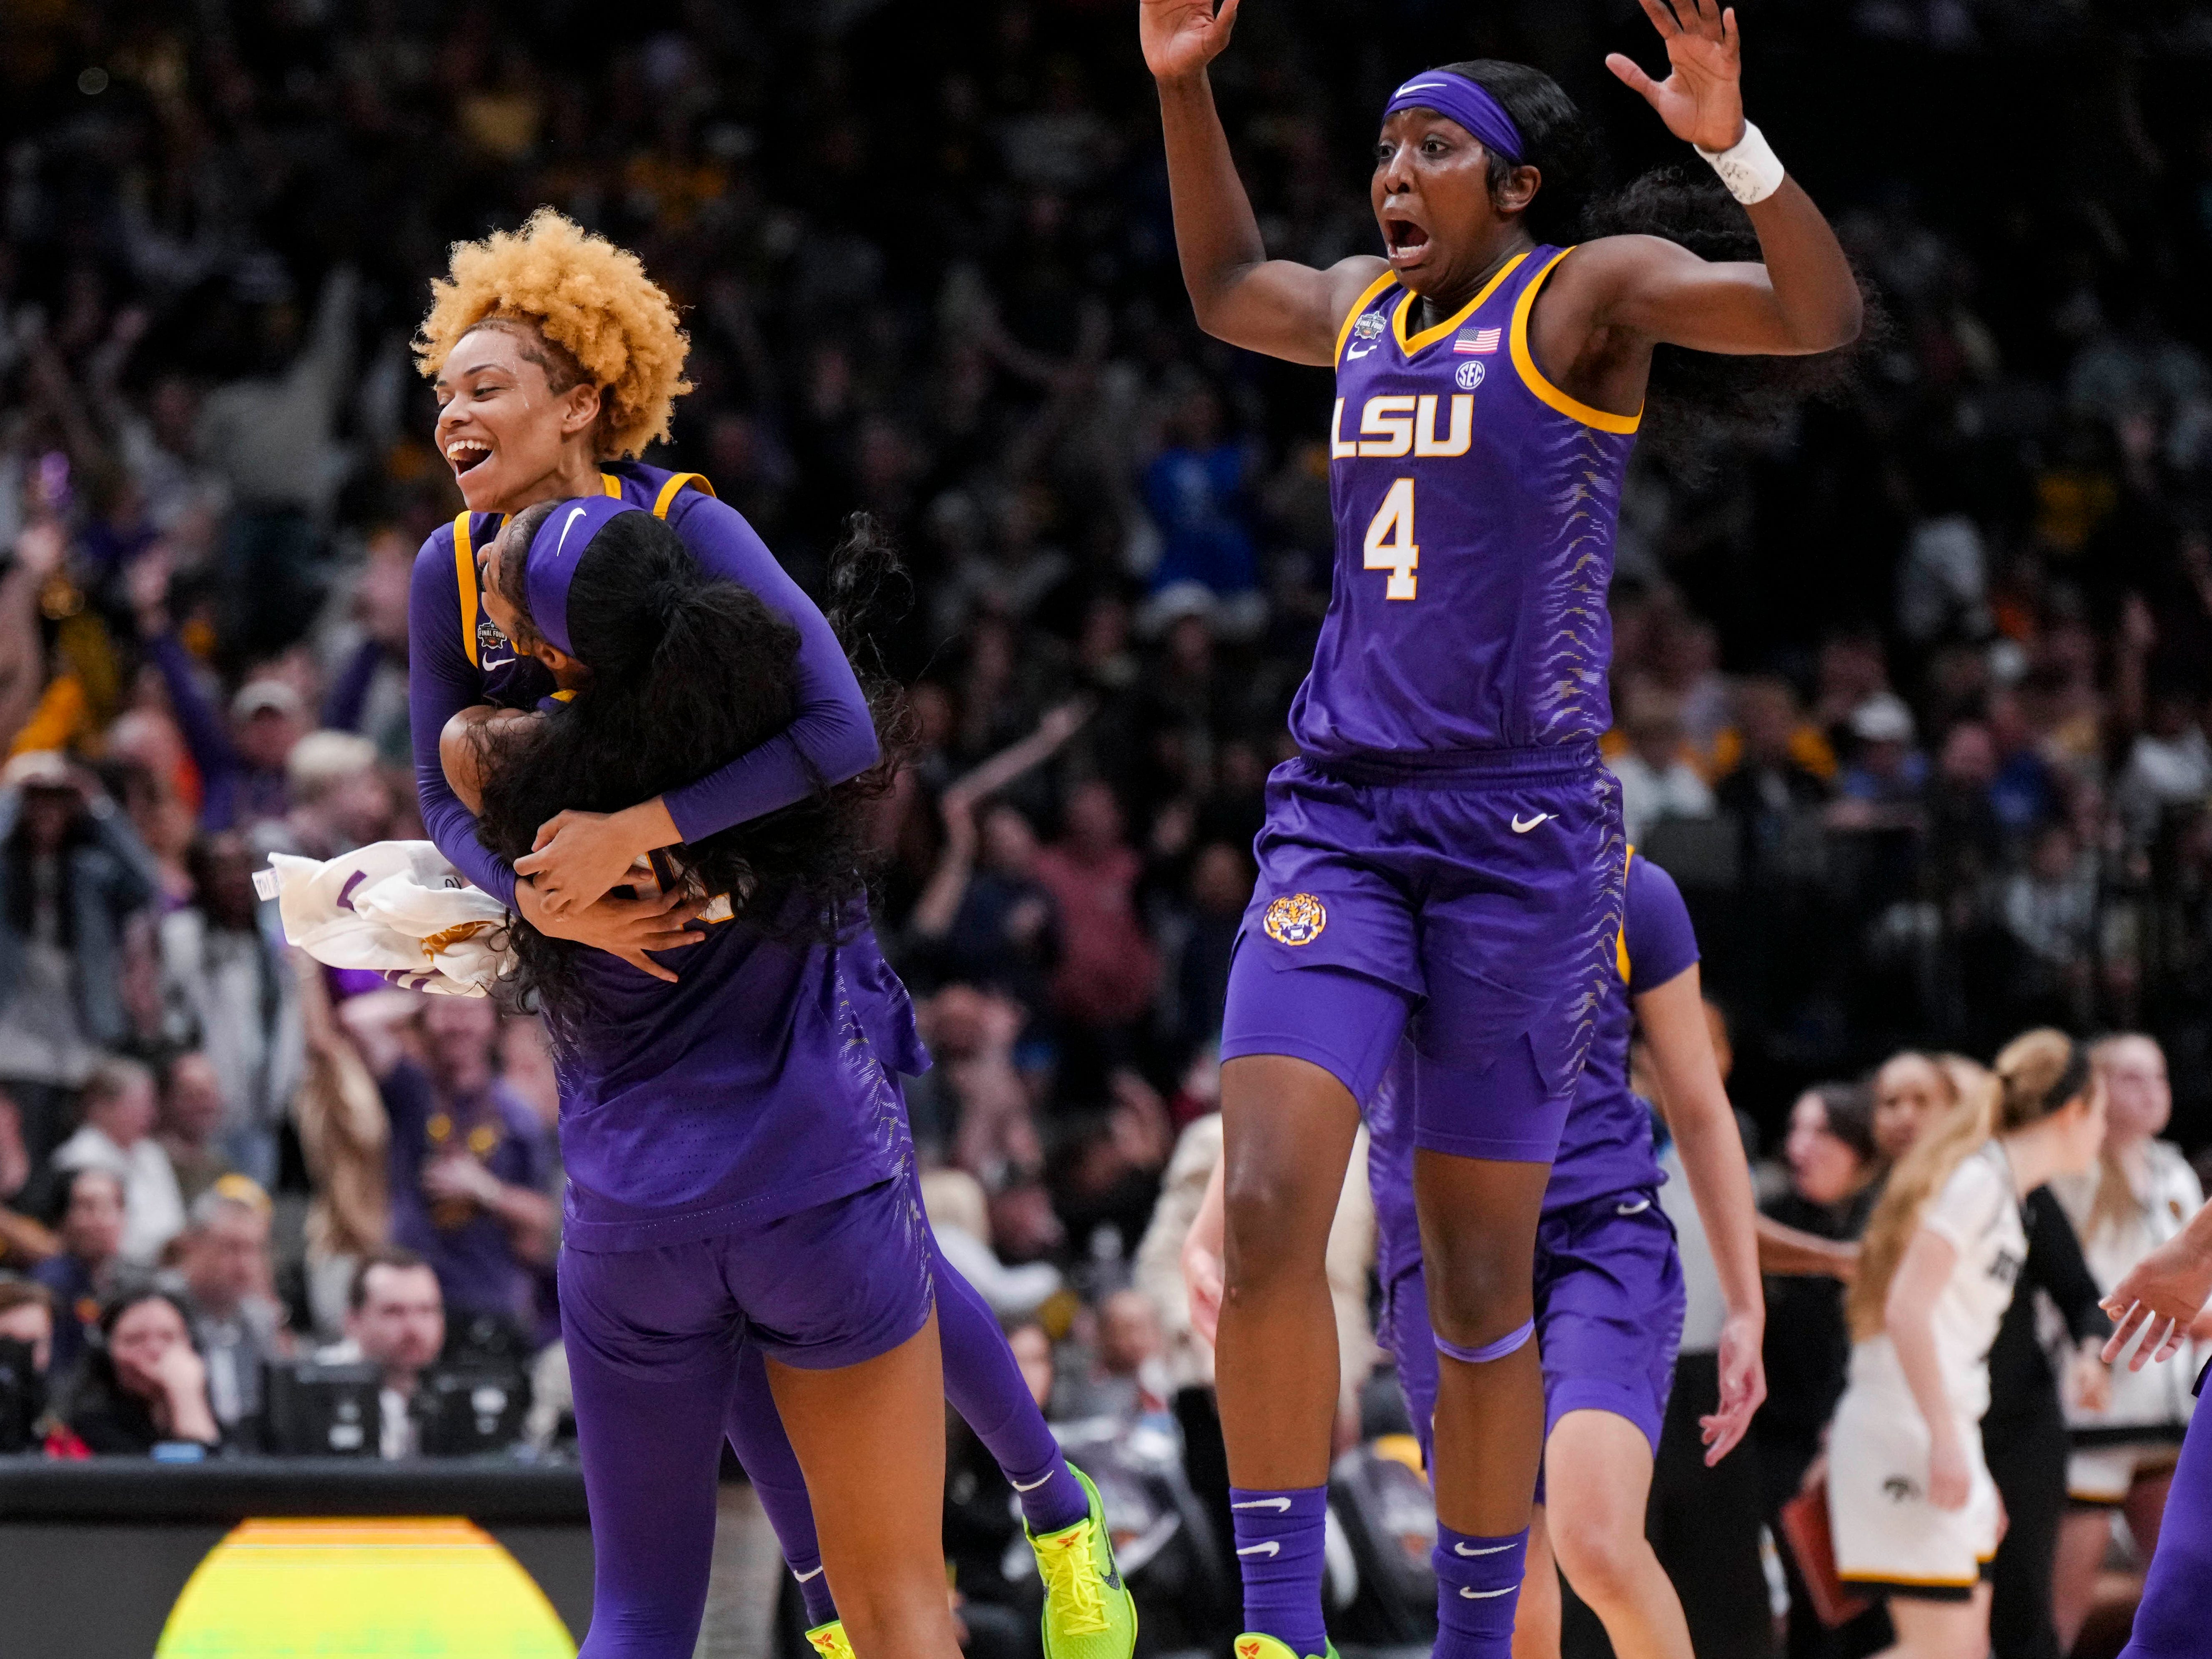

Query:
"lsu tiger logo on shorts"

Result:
[[1263, 893, 1328, 946]]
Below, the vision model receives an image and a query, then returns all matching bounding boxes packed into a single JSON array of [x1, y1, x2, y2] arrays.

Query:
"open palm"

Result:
[[1605, 0, 1746, 153], [1139, 0, 1241, 82]]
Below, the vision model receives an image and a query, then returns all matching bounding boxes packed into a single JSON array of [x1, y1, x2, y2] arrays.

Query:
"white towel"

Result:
[[255, 841, 510, 996]]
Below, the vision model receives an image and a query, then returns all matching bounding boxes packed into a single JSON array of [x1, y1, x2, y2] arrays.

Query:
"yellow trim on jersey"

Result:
[[599, 473, 622, 499], [452, 512, 481, 668], [651, 471, 716, 517], [549, 688, 577, 703], [1510, 248, 1641, 434], [1617, 845, 1635, 984], [1332, 271, 1402, 367], [1392, 251, 1528, 356]]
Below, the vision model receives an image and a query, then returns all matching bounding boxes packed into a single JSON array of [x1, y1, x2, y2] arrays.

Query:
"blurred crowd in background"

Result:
[[4, 0, 2212, 1654]]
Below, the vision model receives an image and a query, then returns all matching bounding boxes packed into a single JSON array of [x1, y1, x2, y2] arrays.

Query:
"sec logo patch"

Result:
[[1263, 893, 1328, 946]]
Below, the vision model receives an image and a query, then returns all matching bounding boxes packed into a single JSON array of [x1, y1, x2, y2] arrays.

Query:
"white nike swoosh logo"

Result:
[[1453, 1541, 1514, 1556], [1237, 1541, 1282, 1557], [1511, 813, 1553, 833], [794, 1566, 825, 1582], [1615, 1197, 1652, 1216], [1460, 1585, 1514, 1599], [1011, 1472, 1055, 1492], [1233, 1497, 1293, 1511], [555, 504, 587, 557]]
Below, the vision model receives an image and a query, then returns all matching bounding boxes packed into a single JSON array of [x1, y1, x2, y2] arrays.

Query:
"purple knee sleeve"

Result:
[[1435, 1318, 1534, 1367]]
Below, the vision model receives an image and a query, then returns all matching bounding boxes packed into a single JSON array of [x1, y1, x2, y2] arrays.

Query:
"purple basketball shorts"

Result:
[[559, 1164, 934, 1375], [1221, 745, 1624, 1162]]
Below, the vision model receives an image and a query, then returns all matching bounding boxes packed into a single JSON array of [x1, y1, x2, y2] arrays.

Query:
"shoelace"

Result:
[[1039, 1527, 1110, 1636]]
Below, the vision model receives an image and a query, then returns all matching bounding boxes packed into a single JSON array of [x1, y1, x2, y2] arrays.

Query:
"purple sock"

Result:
[[932, 1237, 1088, 1535], [1433, 1523, 1529, 1659], [722, 1345, 839, 1626], [1230, 1485, 1329, 1655]]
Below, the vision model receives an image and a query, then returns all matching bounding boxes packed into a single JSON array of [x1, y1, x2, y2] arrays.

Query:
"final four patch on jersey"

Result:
[[1263, 892, 1328, 946], [1352, 312, 1387, 342]]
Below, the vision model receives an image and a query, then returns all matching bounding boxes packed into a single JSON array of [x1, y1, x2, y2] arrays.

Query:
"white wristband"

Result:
[[1696, 120, 1784, 206]]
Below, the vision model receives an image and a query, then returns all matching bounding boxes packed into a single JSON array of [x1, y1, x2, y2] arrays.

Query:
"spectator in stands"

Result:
[[321, 1247, 445, 1460], [1052, 1288, 1170, 1423], [352, 995, 554, 1354], [921, 1167, 1061, 1322], [32, 1167, 130, 1379], [293, 963, 390, 1342], [0, 1088, 59, 1271], [1987, 685, 2062, 841], [1715, 677, 1831, 846], [1169, 841, 1250, 1057], [1033, 779, 1159, 1057], [164, 1177, 290, 1443], [51, 1058, 185, 1265], [156, 831, 302, 1187], [134, 540, 305, 832], [158, 1051, 237, 1207], [60, 1288, 221, 1456], [1140, 380, 1262, 638], [260, 730, 393, 862], [0, 1276, 55, 1377], [0, 751, 161, 1165], [1836, 691, 1927, 809], [1608, 685, 1717, 845], [1009, 1321, 1058, 1416], [917, 984, 1045, 1190]]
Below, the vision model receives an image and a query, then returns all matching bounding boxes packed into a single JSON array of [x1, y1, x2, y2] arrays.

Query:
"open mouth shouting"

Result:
[[1383, 213, 1432, 269], [445, 437, 493, 477]]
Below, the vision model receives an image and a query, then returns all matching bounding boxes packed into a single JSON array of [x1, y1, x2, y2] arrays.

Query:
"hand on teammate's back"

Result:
[[515, 878, 703, 984]]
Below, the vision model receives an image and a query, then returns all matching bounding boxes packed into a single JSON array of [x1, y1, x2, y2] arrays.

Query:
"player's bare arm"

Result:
[[1142, 0, 1385, 364]]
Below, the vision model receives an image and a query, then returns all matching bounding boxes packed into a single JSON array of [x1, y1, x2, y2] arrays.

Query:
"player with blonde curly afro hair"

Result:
[[416, 206, 692, 464], [401, 207, 1139, 1659]]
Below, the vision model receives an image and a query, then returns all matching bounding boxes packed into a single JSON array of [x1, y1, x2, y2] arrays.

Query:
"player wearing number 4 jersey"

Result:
[[1139, 1, 1864, 1655]]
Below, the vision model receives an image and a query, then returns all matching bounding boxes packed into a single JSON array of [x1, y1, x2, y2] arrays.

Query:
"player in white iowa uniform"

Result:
[[1828, 1031, 2105, 1659]]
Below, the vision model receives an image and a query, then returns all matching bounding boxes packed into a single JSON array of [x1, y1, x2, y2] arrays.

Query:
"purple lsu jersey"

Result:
[[1291, 248, 1639, 762]]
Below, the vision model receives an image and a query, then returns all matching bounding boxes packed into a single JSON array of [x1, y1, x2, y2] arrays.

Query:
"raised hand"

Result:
[[1139, 0, 1241, 84], [1605, 0, 1746, 153]]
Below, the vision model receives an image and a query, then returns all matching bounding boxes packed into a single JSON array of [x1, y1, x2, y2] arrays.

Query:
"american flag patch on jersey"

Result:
[[1453, 327, 1501, 355]]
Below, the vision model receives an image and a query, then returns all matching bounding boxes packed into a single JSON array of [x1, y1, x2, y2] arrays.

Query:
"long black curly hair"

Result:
[[1439, 60, 1882, 475], [470, 501, 906, 1025]]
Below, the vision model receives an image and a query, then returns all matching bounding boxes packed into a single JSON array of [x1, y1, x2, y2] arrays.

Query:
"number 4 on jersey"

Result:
[[1363, 477, 1418, 600]]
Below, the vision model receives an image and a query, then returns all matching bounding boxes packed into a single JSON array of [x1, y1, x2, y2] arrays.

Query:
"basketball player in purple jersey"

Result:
[[1186, 850, 1763, 1659], [2102, 1204, 2212, 1659], [1369, 851, 1762, 1659], [1140, 3, 1861, 1654], [407, 213, 1134, 1659]]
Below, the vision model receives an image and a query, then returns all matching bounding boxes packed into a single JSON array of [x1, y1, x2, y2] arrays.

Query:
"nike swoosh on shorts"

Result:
[[1511, 813, 1552, 833]]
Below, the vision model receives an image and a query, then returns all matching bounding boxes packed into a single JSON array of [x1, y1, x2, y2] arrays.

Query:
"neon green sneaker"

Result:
[[1231, 1637, 1339, 1659], [803, 1619, 855, 1659], [1028, 1466, 1138, 1659]]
